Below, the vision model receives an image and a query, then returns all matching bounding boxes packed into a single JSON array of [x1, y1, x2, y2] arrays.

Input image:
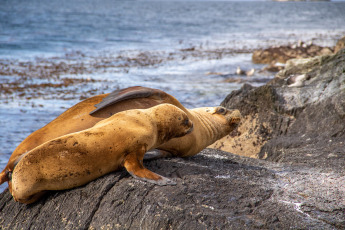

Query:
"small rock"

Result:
[[334, 35, 345, 53]]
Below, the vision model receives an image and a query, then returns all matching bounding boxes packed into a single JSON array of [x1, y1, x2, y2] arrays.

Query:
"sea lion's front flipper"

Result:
[[90, 86, 166, 115], [124, 150, 176, 186]]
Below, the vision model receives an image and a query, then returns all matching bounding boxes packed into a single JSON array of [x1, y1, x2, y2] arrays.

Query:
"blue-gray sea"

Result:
[[1, 0, 345, 191]]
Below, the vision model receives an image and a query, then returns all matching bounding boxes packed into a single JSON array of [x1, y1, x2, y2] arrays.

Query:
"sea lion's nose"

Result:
[[186, 122, 194, 134]]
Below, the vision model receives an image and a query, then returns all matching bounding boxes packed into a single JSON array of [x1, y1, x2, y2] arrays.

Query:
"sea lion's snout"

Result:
[[202, 106, 241, 127], [224, 109, 241, 126], [231, 117, 241, 124], [213, 106, 241, 125], [14, 191, 46, 204], [182, 117, 194, 135], [229, 110, 241, 124], [183, 118, 190, 126], [186, 121, 194, 134]]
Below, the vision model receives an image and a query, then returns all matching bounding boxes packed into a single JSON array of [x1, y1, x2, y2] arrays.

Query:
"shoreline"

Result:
[[1, 48, 344, 229], [1, 36, 340, 106], [0, 36, 343, 193]]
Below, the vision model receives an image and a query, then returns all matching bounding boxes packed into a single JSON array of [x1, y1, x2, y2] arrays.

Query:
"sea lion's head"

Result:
[[213, 106, 241, 129], [13, 190, 46, 204], [151, 104, 194, 141]]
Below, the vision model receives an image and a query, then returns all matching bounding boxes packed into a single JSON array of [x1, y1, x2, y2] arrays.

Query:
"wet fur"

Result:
[[11, 104, 193, 204], [1, 86, 241, 193]]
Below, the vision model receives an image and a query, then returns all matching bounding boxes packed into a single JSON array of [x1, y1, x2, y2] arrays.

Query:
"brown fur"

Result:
[[11, 104, 193, 204], [158, 106, 241, 157], [1, 86, 241, 193]]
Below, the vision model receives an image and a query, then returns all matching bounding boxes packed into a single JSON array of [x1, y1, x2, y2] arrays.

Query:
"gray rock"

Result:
[[1, 149, 343, 229], [222, 49, 345, 163], [221, 49, 345, 228]]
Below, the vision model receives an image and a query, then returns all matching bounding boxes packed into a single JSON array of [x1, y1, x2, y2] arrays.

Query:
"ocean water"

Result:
[[1, 0, 345, 192]]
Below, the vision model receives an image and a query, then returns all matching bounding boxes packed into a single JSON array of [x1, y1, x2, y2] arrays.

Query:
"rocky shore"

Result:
[[252, 41, 334, 65], [1, 41, 344, 229], [0, 46, 254, 104], [250, 37, 345, 75]]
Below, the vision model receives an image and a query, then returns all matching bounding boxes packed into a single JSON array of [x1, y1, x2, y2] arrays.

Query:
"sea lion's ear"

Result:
[[6, 170, 12, 181]]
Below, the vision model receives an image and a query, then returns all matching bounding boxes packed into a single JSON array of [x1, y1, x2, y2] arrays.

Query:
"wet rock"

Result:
[[252, 35, 345, 68], [260, 62, 285, 72], [252, 41, 333, 64]]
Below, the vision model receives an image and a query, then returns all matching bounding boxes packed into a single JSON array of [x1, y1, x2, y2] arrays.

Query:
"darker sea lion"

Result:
[[1, 86, 241, 192], [11, 104, 193, 204]]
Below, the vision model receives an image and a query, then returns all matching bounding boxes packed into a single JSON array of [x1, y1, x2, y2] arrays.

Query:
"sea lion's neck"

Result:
[[192, 111, 224, 145]]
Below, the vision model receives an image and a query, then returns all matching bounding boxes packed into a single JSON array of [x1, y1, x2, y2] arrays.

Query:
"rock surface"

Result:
[[211, 49, 345, 158], [213, 49, 345, 228], [334, 35, 345, 53], [1, 50, 345, 229], [252, 41, 333, 64], [1, 148, 344, 229]]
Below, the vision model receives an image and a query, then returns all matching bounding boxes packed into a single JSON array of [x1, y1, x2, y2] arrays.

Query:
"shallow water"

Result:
[[1, 0, 345, 192]]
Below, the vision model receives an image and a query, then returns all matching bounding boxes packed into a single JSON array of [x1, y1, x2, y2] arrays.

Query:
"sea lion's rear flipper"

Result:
[[124, 150, 176, 186], [1, 151, 28, 185], [0, 171, 8, 185], [89, 86, 167, 115]]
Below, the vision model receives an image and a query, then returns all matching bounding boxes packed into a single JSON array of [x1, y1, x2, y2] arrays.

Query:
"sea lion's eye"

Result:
[[217, 107, 226, 114]]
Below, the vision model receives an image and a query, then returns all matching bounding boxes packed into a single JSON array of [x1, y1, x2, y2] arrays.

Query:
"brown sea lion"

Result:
[[1, 86, 241, 192], [11, 104, 194, 204], [0, 86, 171, 188]]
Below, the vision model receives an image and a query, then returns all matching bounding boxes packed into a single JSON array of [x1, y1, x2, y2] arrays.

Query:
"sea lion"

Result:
[[11, 104, 194, 204], [1, 87, 170, 187], [91, 87, 242, 158], [1, 86, 241, 191]]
